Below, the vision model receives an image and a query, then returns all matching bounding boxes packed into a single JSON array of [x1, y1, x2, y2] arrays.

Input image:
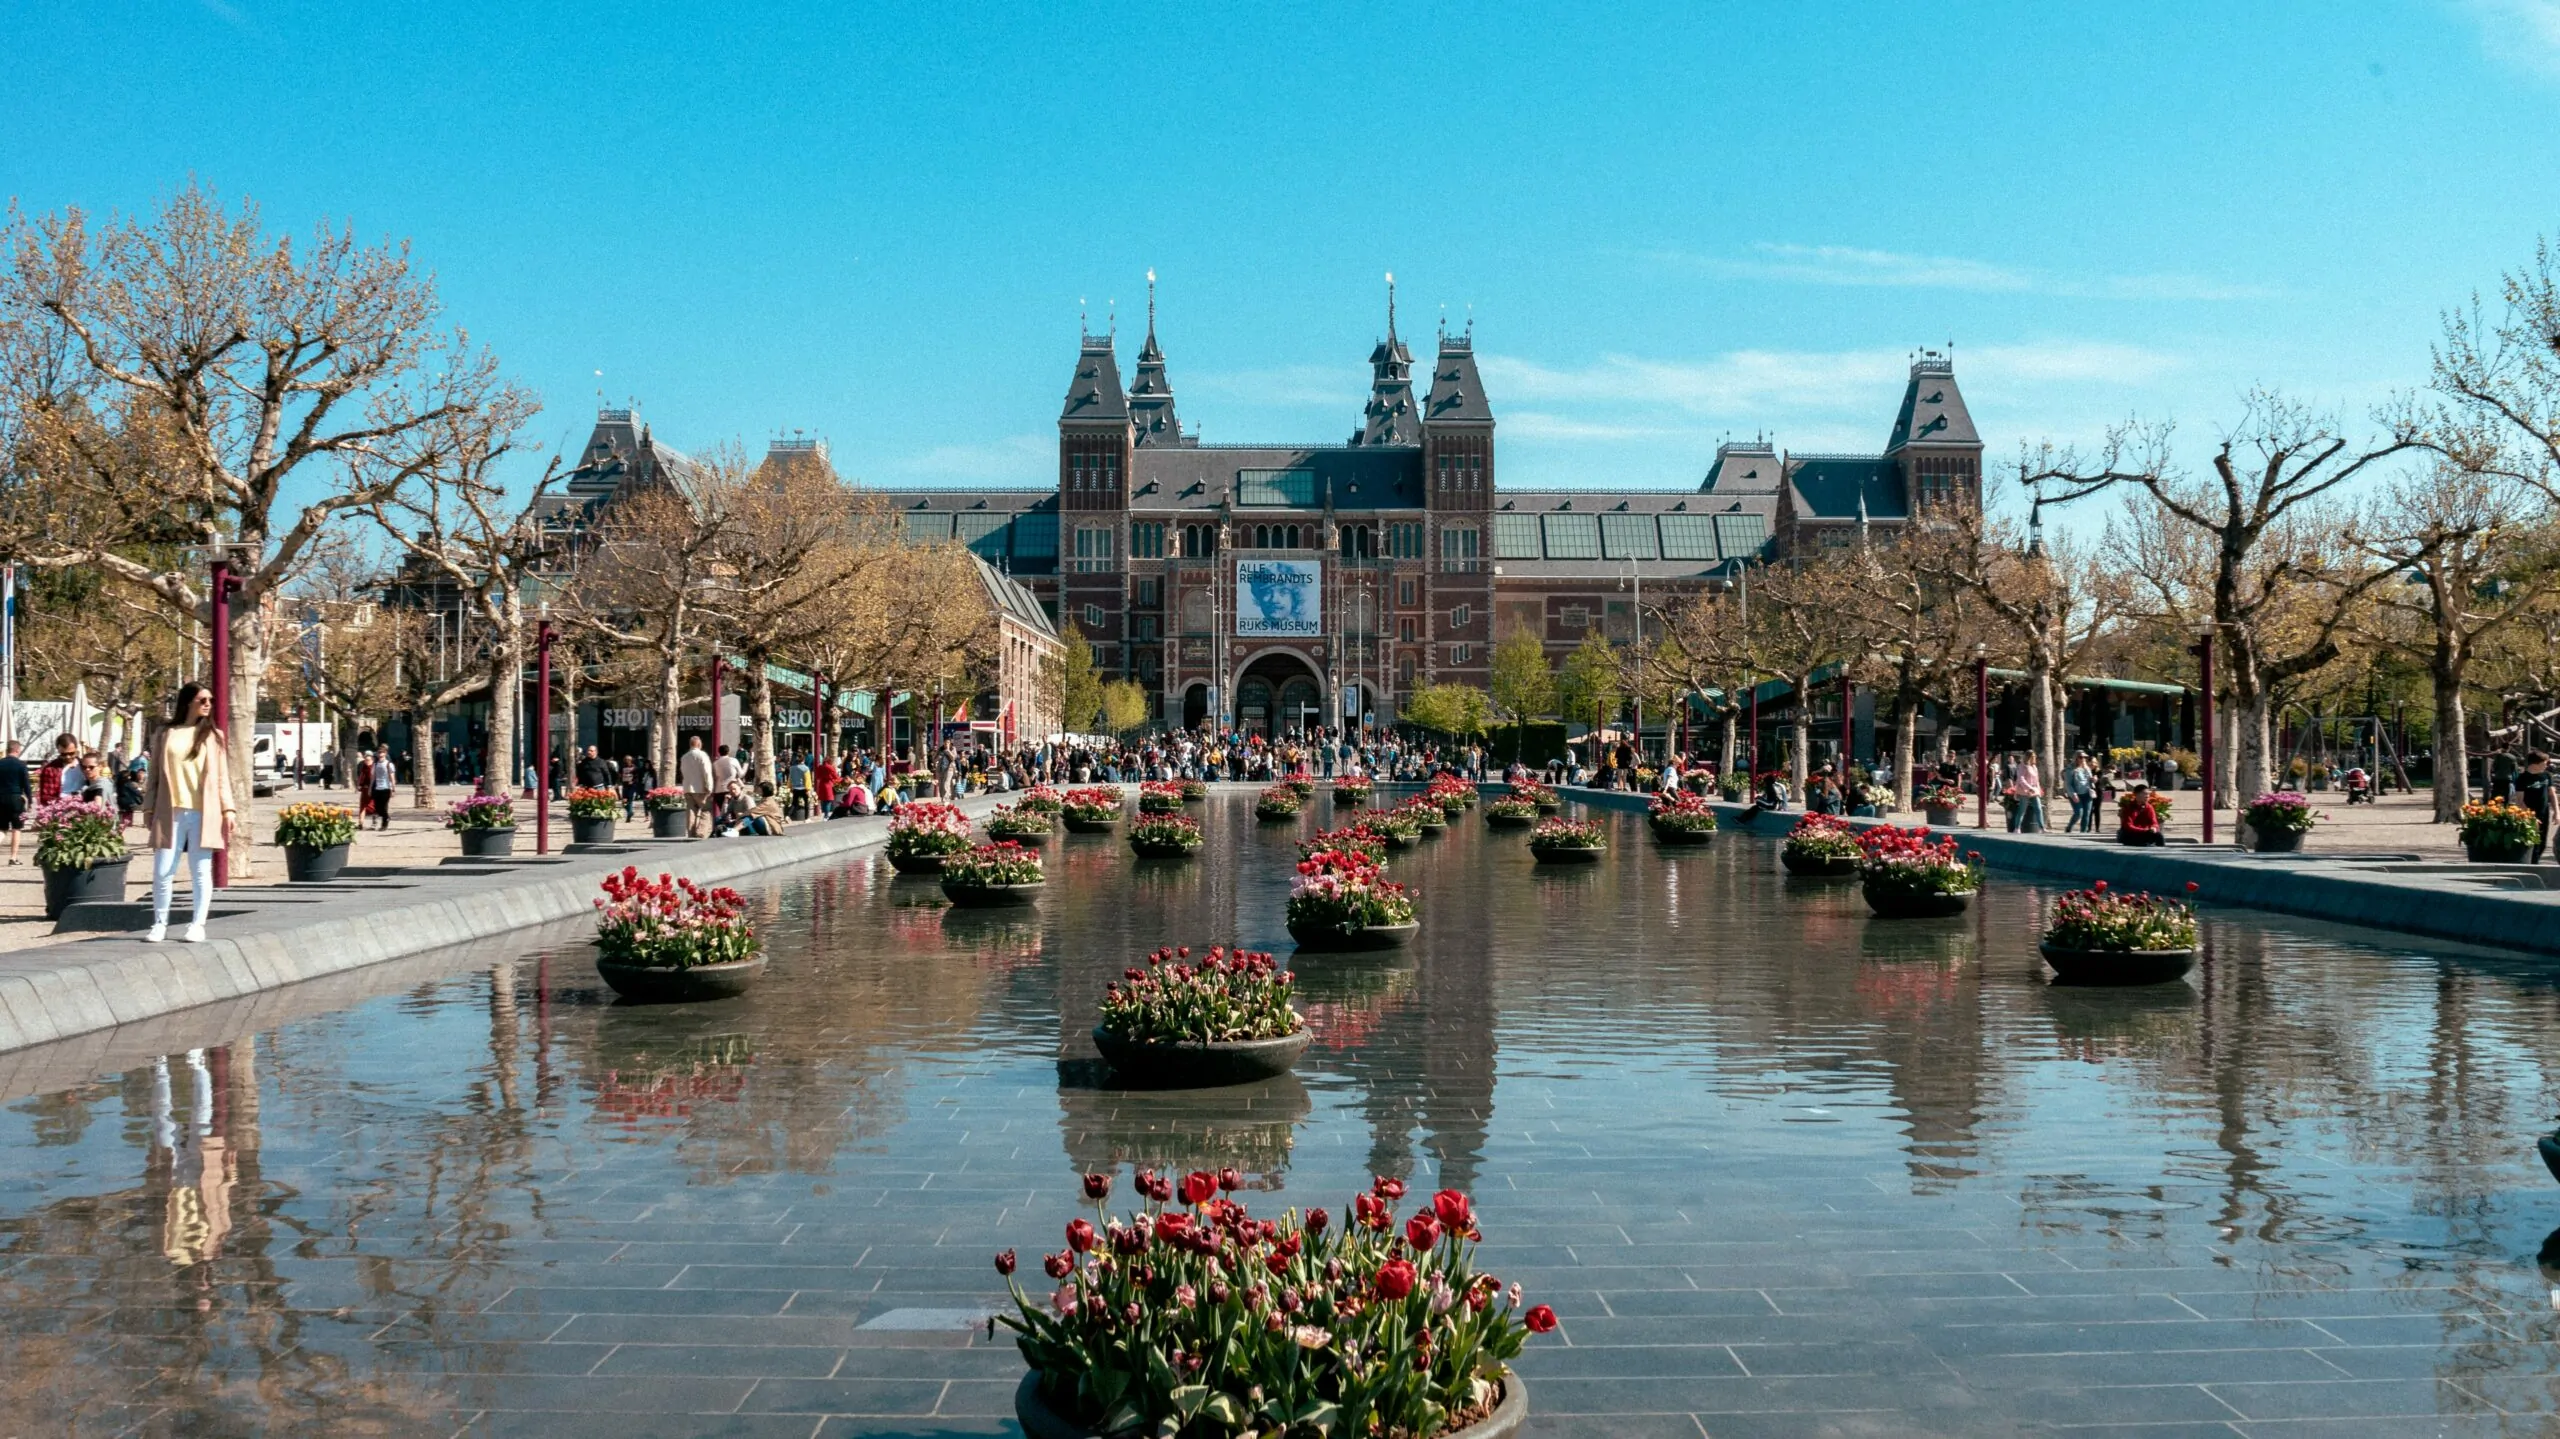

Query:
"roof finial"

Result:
[[1385, 271, 1397, 341], [1079, 296, 1089, 340], [1146, 269, 1157, 340]]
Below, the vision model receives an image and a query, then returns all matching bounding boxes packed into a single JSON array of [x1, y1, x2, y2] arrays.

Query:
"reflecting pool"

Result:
[[7, 794, 2560, 1437]]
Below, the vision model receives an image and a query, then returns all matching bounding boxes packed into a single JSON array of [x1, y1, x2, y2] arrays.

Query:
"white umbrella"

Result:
[[69, 679, 91, 750]]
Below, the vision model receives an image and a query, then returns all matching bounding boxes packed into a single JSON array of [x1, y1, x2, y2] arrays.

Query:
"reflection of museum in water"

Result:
[[884, 285, 1985, 735]]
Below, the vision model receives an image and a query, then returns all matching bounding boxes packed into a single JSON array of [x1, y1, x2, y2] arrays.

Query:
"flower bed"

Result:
[[1287, 778, 1317, 799], [942, 841, 1046, 888], [644, 785, 689, 813], [1138, 781, 1186, 814], [1332, 776, 1373, 805], [1099, 945, 1301, 1045], [444, 794, 516, 831], [567, 787, 620, 820], [1427, 775, 1476, 811], [1063, 787, 1125, 825], [887, 800, 973, 863], [593, 867, 759, 969], [1179, 779, 1210, 801], [1298, 824, 1386, 862], [1127, 813, 1206, 856], [1855, 825, 1981, 917], [2041, 880, 2202, 984], [275, 801, 357, 851], [1369, 808, 1426, 846], [1398, 797, 1448, 830], [1646, 790, 1719, 840], [1483, 795, 1539, 824], [1017, 785, 1067, 816], [1511, 781, 1560, 810], [997, 1174, 1555, 1439], [33, 796, 126, 871], [2459, 797, 2539, 859], [1289, 847, 1418, 936], [1256, 784, 1304, 820], [1526, 817, 1607, 864], [985, 804, 1054, 841], [1780, 813, 1860, 875]]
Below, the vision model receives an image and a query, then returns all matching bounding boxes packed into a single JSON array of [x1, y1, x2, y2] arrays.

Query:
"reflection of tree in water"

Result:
[[1055, 1073, 1312, 1183], [1291, 957, 1418, 1055]]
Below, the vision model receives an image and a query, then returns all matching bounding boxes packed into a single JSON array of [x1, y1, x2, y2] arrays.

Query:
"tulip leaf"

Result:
[[1200, 1392, 1246, 1427], [1167, 1384, 1209, 1420]]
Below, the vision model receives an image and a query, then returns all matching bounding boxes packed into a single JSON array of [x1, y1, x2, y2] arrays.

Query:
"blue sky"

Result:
[[9, 0, 2560, 495]]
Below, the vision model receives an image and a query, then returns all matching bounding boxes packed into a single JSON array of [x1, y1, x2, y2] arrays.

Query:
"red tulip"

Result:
[[1374, 1258, 1417, 1300], [1083, 1173, 1113, 1200], [1373, 1176, 1407, 1200], [1524, 1304, 1559, 1333], [1432, 1189, 1472, 1230], [1044, 1251, 1073, 1279], [1304, 1207, 1329, 1235], [1182, 1171, 1219, 1205], [1066, 1218, 1095, 1253], [1218, 1167, 1242, 1193], [1405, 1212, 1442, 1251], [994, 1249, 1016, 1276]]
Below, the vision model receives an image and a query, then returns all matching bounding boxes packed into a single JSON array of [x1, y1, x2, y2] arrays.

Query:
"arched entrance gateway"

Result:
[[1233, 652, 1325, 739], [1180, 683, 1209, 730]]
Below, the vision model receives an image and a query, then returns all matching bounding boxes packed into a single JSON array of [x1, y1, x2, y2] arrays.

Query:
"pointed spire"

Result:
[[1127, 269, 1188, 447], [1146, 268, 1158, 344], [1355, 271, 1420, 445]]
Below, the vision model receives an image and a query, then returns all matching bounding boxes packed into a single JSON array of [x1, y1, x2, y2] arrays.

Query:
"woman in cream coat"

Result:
[[143, 682, 240, 943]]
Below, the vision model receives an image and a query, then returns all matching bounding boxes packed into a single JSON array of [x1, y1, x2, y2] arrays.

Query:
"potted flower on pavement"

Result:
[[986, 803, 1054, 843], [940, 840, 1045, 906], [1779, 813, 1860, 877], [445, 794, 518, 858], [1647, 790, 1719, 846], [2040, 879, 2202, 985], [1063, 786, 1125, 833], [2459, 797, 2540, 864], [2240, 791, 2317, 854], [33, 797, 131, 918], [1855, 824, 1983, 918], [1255, 784, 1303, 822], [1128, 812, 1206, 859], [1526, 817, 1607, 865], [1370, 807, 1425, 850], [1138, 781, 1186, 815], [1288, 847, 1420, 950], [886, 799, 972, 874], [1091, 944, 1311, 1085], [1332, 774, 1373, 807], [999, 1172, 1554, 1439], [591, 866, 764, 1002], [644, 785, 691, 838], [1298, 825, 1386, 863], [566, 786, 620, 846], [1919, 781, 1964, 829], [1483, 794, 1538, 827], [276, 801, 357, 882]]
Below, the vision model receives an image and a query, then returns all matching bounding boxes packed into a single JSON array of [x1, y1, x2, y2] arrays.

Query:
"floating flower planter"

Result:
[[1061, 786, 1125, 833], [985, 805, 1054, 844], [939, 841, 1045, 906], [1512, 781, 1562, 812], [1331, 776, 1373, 807], [886, 800, 972, 873], [1015, 785, 1067, 816], [1178, 779, 1210, 803], [592, 866, 764, 1002], [1404, 800, 1449, 832], [1286, 778, 1316, 799], [1092, 945, 1309, 1085], [1288, 846, 1419, 949], [1647, 791, 1719, 846], [1127, 813, 1205, 859], [1255, 784, 1304, 821], [1429, 775, 1476, 814], [1780, 813, 1860, 877], [2039, 880, 2200, 985], [999, 1171, 1553, 1439], [1526, 817, 1607, 864], [1855, 824, 1982, 918], [1369, 809, 1425, 849], [1483, 796, 1539, 827], [1298, 825, 1387, 863], [1137, 781, 1186, 814]]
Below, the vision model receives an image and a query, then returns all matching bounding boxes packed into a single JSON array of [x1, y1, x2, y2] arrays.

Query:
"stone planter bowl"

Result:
[[1529, 843, 1606, 865], [1648, 820, 1717, 846], [1383, 831, 1420, 850], [570, 815, 617, 846], [1063, 814, 1122, 834], [1412, 811, 1448, 831], [283, 842, 351, 883], [1287, 918, 1419, 951], [1923, 806, 1963, 828], [1532, 796, 1563, 812], [595, 954, 766, 1003], [648, 806, 691, 838], [457, 826, 517, 859], [1129, 837, 1203, 860], [43, 854, 131, 918], [2039, 942, 2196, 986], [2468, 839, 2531, 864], [986, 825, 1052, 846], [1862, 884, 1974, 919], [1780, 850, 1857, 878], [941, 878, 1044, 908], [2246, 827, 2306, 854], [1485, 810, 1536, 828], [1255, 806, 1302, 823], [886, 850, 951, 876], [1016, 1371, 1523, 1439], [1088, 1026, 1314, 1088]]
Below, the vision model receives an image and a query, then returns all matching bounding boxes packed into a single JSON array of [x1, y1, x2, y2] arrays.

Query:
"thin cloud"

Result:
[[1648, 243, 2275, 302], [2467, 0, 2560, 75]]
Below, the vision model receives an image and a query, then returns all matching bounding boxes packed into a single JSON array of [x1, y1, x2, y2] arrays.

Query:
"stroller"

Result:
[[2342, 767, 2374, 805]]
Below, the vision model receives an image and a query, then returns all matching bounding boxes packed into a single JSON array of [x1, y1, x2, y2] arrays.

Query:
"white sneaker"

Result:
[[144, 923, 166, 943], [182, 922, 206, 944]]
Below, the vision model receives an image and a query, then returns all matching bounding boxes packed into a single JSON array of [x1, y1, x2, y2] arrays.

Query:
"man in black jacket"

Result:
[[2515, 750, 2553, 864], [0, 740, 28, 864]]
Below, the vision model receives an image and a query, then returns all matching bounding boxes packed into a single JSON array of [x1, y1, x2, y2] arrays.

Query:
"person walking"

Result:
[[2064, 754, 2096, 833], [366, 747, 397, 830], [143, 682, 239, 944], [0, 741, 29, 865], [2015, 754, 2046, 833], [681, 736, 716, 837], [2517, 750, 2554, 864]]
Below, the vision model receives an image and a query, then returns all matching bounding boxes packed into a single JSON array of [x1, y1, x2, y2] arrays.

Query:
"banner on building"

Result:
[[1234, 559, 1322, 638]]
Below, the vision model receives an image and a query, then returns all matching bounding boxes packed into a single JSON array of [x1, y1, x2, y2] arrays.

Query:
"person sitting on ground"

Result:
[[2118, 780, 2165, 847]]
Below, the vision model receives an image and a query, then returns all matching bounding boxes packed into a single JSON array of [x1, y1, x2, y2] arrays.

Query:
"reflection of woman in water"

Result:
[[152, 1048, 235, 1269]]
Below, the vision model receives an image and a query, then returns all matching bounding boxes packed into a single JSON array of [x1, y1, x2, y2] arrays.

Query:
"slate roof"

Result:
[[1127, 319, 1192, 448], [1060, 337, 1130, 425], [1885, 351, 1979, 452], [1128, 447, 1424, 512], [973, 555, 1060, 640], [529, 408, 702, 528], [1354, 301, 1423, 445], [1423, 336, 1493, 425], [1783, 455, 1908, 521], [1698, 440, 1783, 495]]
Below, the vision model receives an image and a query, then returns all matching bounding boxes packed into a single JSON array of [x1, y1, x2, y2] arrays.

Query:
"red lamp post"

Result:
[[208, 548, 245, 888], [709, 654, 726, 760], [1973, 643, 1990, 830], [2194, 622, 2217, 846], [1838, 672, 1854, 780], [534, 605, 555, 855]]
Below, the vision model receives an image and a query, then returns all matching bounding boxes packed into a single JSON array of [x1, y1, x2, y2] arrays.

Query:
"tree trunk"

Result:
[[1788, 675, 1810, 796], [2431, 659, 2470, 823], [408, 705, 434, 810], [1895, 692, 1921, 810], [225, 617, 262, 878], [1718, 711, 1736, 779], [751, 656, 777, 784], [480, 639, 520, 800], [656, 650, 683, 782], [2228, 686, 2272, 812]]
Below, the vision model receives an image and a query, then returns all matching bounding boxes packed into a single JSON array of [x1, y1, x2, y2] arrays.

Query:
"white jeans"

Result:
[[151, 808, 213, 929]]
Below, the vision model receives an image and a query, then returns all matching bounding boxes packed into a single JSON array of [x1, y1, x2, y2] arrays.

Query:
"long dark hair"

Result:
[[168, 682, 217, 757]]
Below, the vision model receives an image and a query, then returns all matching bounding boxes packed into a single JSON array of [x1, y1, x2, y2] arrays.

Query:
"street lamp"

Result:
[[2192, 620, 2218, 846], [208, 541, 252, 887], [1973, 642, 1990, 830], [536, 603, 556, 855]]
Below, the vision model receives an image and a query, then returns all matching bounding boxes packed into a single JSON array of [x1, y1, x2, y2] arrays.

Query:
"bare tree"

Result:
[[1844, 527, 1985, 808], [559, 456, 734, 780]]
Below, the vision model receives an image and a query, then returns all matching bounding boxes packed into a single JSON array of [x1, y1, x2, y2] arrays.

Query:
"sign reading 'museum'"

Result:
[[1235, 559, 1322, 637]]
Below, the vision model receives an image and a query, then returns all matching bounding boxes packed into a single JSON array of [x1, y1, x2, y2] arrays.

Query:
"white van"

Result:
[[251, 723, 335, 794]]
